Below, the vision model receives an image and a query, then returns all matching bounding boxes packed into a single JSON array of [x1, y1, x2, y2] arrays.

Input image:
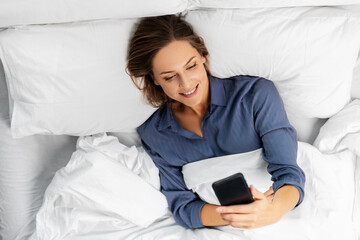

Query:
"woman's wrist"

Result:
[[268, 201, 284, 223], [271, 185, 300, 217], [200, 203, 229, 227]]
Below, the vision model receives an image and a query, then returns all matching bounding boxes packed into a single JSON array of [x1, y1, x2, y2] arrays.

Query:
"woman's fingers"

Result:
[[263, 186, 274, 197], [263, 186, 274, 202], [249, 185, 266, 200], [220, 213, 257, 228], [216, 203, 254, 214], [216, 186, 268, 214], [215, 186, 277, 229]]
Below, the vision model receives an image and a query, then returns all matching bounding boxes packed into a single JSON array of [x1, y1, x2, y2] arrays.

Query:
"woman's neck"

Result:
[[172, 92, 210, 118]]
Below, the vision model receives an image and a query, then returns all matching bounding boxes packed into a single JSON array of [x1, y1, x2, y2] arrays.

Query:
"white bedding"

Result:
[[31, 121, 360, 239], [0, 3, 359, 240]]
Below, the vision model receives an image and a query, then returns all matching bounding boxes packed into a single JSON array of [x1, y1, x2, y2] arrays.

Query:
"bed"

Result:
[[0, 1, 359, 239]]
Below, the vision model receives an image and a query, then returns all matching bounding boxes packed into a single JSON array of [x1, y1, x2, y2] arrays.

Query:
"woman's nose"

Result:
[[178, 75, 191, 88]]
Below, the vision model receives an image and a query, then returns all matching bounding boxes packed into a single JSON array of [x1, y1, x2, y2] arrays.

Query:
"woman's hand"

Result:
[[216, 185, 281, 229], [201, 184, 299, 228], [263, 186, 274, 201]]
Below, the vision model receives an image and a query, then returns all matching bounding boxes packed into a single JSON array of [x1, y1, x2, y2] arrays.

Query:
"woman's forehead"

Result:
[[152, 40, 200, 73]]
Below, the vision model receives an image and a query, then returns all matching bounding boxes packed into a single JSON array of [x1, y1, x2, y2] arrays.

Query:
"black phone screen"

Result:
[[212, 172, 254, 206]]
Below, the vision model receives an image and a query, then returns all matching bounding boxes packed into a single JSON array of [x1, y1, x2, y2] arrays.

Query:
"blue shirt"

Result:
[[137, 75, 305, 229]]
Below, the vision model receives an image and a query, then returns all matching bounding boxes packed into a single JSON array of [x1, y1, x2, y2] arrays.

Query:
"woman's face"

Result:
[[152, 40, 209, 109]]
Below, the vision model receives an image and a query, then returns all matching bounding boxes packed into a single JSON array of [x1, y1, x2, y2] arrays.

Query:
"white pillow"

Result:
[[0, 19, 156, 138], [185, 7, 360, 118], [182, 148, 272, 205], [0, 0, 187, 28], [285, 108, 327, 144], [314, 99, 360, 154], [36, 133, 169, 235], [188, 0, 360, 9]]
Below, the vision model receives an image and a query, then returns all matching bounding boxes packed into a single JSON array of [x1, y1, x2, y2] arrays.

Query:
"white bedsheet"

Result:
[[31, 130, 359, 240]]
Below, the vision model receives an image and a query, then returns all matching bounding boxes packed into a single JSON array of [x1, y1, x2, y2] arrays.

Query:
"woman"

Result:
[[126, 14, 305, 229]]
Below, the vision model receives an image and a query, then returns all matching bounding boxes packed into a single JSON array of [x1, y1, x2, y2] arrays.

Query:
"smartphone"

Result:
[[212, 172, 254, 206]]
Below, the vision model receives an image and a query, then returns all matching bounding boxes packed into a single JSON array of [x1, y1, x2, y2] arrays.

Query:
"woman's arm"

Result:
[[200, 204, 229, 226], [201, 79, 304, 229], [139, 139, 207, 229], [250, 79, 305, 206]]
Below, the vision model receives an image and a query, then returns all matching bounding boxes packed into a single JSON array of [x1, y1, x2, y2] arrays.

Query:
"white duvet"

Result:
[[31, 100, 360, 240]]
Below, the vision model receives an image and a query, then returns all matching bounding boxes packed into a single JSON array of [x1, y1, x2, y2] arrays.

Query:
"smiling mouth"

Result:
[[180, 84, 199, 97]]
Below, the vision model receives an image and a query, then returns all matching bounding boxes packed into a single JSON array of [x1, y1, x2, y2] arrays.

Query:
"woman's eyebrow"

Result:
[[160, 56, 196, 75]]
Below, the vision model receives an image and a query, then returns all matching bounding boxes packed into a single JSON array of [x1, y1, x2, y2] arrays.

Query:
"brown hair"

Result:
[[126, 14, 210, 108]]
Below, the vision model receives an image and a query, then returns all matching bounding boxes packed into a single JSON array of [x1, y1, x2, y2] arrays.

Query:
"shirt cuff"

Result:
[[189, 199, 207, 228]]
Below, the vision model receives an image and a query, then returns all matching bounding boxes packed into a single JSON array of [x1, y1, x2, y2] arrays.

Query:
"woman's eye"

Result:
[[165, 75, 175, 81], [163, 63, 196, 81], [187, 63, 197, 70]]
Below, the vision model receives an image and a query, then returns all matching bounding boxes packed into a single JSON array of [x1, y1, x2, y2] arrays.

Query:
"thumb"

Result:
[[250, 185, 265, 200], [264, 186, 274, 197]]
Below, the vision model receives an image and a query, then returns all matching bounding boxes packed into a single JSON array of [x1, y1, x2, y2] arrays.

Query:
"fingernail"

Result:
[[216, 208, 223, 213]]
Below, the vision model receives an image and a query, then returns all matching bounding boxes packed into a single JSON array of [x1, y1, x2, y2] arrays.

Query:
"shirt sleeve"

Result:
[[140, 138, 207, 229], [250, 78, 305, 207]]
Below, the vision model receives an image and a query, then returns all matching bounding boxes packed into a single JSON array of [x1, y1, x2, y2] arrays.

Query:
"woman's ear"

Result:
[[201, 55, 207, 64], [151, 73, 160, 86], [154, 79, 160, 86]]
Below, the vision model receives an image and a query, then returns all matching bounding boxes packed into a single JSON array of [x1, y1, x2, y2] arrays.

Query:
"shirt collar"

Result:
[[157, 74, 228, 131], [157, 103, 175, 131], [208, 74, 227, 107]]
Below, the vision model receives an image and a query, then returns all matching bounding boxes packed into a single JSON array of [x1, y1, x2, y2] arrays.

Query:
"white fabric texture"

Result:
[[0, 118, 77, 240], [313, 98, 360, 237], [0, 59, 8, 120], [35, 133, 169, 239], [284, 114, 327, 144], [314, 99, 360, 154], [182, 142, 357, 240], [1, 7, 359, 139], [0, 0, 187, 28], [185, 7, 360, 118], [0, 59, 79, 240], [182, 148, 271, 205], [0, 19, 156, 138], [2, 0, 359, 29], [33, 135, 358, 240], [352, 53, 360, 99], [0, 4, 358, 239], [188, 0, 360, 9]]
